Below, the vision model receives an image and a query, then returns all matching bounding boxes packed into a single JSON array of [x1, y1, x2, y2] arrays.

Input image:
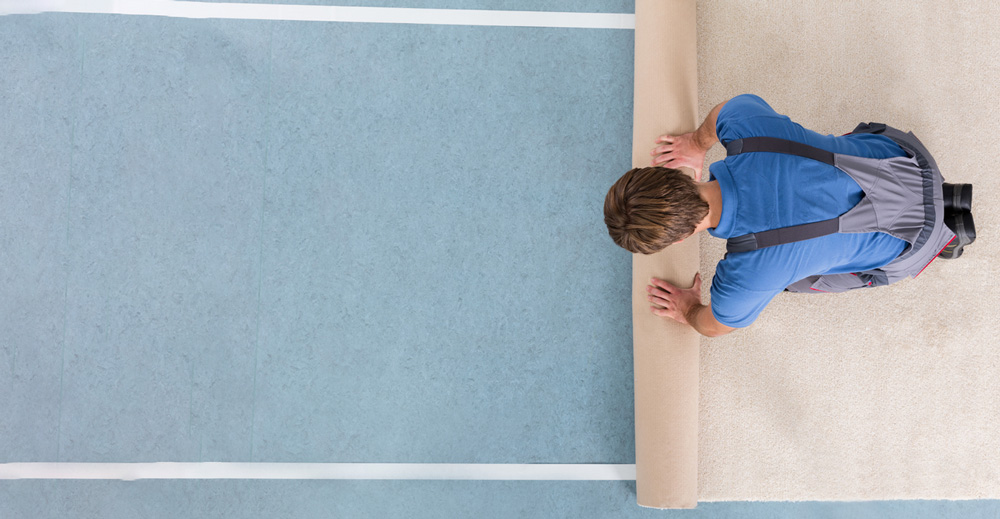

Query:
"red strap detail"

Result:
[[915, 236, 956, 278], [810, 287, 828, 293]]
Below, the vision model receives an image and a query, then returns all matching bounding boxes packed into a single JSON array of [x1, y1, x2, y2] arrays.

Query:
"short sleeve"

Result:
[[715, 94, 792, 145], [709, 259, 784, 328]]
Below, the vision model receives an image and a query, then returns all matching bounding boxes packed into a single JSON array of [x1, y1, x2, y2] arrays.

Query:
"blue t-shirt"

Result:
[[707, 94, 908, 328]]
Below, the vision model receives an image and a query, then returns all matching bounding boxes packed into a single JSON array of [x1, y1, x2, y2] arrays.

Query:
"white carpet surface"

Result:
[[695, 0, 1000, 501]]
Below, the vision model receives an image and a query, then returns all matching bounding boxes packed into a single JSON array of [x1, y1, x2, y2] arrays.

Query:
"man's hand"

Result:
[[650, 132, 709, 178], [647, 272, 703, 325], [647, 273, 736, 337], [649, 100, 727, 179]]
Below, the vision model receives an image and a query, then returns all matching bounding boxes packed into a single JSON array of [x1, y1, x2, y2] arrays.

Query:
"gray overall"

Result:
[[723, 123, 956, 293]]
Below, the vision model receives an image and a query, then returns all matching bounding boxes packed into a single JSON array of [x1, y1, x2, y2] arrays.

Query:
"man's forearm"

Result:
[[693, 101, 726, 151], [685, 303, 730, 338]]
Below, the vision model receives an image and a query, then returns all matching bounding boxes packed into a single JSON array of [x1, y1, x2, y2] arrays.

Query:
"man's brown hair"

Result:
[[603, 166, 709, 255]]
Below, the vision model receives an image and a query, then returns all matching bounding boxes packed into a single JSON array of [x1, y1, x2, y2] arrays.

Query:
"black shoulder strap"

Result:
[[724, 136, 840, 253], [726, 219, 841, 253], [725, 137, 835, 165]]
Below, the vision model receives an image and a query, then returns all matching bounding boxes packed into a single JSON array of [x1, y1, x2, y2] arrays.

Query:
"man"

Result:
[[604, 94, 971, 338]]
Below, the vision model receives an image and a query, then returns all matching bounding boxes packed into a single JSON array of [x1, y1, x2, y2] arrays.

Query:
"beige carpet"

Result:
[[695, 0, 1000, 501]]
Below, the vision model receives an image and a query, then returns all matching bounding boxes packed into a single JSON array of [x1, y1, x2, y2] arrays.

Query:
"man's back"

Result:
[[707, 95, 908, 328]]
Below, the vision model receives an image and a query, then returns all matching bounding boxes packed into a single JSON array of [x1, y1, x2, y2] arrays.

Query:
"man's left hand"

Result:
[[647, 273, 702, 325]]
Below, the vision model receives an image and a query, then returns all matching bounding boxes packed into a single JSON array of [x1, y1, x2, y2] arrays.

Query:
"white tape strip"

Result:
[[0, 0, 635, 29], [0, 463, 636, 480]]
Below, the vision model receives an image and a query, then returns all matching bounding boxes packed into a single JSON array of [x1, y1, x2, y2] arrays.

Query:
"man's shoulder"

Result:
[[709, 250, 790, 328], [716, 95, 795, 143], [719, 95, 787, 122], [713, 249, 798, 293]]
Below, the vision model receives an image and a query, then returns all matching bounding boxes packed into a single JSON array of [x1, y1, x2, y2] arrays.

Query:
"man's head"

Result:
[[603, 166, 709, 254]]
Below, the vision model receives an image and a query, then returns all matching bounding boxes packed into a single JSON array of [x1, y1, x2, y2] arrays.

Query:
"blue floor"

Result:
[[3, 481, 1000, 519], [1, 6, 998, 518]]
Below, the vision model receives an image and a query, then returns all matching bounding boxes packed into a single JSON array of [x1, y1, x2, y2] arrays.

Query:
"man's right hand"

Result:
[[650, 132, 709, 178]]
